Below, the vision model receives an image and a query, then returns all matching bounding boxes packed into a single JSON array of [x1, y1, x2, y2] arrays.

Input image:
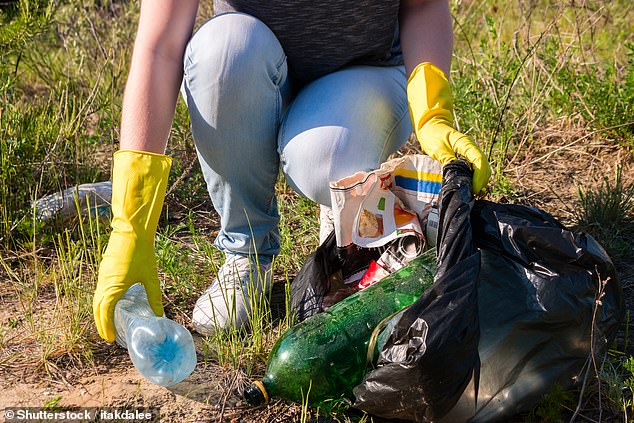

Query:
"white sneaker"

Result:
[[319, 205, 335, 245], [192, 255, 272, 336]]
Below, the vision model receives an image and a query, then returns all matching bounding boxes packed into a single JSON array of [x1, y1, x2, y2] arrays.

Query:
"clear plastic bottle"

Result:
[[114, 283, 197, 387], [34, 181, 112, 222]]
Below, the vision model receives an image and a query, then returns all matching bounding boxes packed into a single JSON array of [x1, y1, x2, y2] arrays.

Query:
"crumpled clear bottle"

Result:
[[114, 283, 197, 387], [34, 181, 112, 222]]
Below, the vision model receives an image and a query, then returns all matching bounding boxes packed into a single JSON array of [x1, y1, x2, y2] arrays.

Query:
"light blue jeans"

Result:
[[181, 13, 412, 260]]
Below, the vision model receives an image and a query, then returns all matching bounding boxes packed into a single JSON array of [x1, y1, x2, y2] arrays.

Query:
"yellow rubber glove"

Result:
[[407, 62, 492, 194], [93, 150, 172, 342]]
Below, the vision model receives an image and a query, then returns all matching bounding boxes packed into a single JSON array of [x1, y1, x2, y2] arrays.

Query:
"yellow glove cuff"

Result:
[[406, 62, 454, 137], [111, 150, 172, 240]]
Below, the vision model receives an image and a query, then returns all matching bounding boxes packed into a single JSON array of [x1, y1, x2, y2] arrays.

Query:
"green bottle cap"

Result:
[[244, 381, 269, 406]]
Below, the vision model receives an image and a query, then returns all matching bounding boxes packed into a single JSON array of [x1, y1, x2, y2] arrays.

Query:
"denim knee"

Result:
[[279, 66, 411, 207], [183, 12, 287, 88], [281, 125, 406, 206]]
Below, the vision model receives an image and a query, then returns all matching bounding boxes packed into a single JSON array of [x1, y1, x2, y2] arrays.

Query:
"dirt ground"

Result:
[[1, 131, 632, 422], [0, 353, 282, 422]]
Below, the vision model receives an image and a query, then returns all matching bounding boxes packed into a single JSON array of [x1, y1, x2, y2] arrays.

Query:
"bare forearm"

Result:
[[120, 51, 184, 153], [119, 0, 198, 153], [400, 0, 453, 76]]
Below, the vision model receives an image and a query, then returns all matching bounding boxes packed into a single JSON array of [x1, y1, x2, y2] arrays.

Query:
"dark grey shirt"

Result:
[[214, 0, 403, 83]]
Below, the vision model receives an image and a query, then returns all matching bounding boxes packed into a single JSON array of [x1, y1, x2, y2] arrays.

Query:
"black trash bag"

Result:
[[353, 159, 624, 422], [290, 229, 341, 321], [439, 202, 623, 422], [290, 159, 624, 422], [353, 159, 481, 421]]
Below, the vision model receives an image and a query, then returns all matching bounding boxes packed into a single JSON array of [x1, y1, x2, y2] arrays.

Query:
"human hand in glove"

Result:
[[407, 62, 492, 194], [93, 150, 172, 342]]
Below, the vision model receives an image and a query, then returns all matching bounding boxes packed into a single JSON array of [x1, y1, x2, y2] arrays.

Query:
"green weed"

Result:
[[528, 384, 574, 423], [0, 206, 103, 375], [0, 0, 136, 247], [574, 165, 634, 257], [599, 354, 634, 417], [42, 394, 62, 411], [0, 0, 54, 71], [277, 178, 320, 276], [624, 357, 634, 416]]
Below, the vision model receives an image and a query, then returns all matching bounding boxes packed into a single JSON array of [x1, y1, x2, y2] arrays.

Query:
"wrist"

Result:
[[407, 62, 448, 85], [114, 149, 172, 166]]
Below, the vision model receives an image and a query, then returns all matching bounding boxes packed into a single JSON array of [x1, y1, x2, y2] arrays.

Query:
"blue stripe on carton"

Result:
[[394, 176, 442, 194]]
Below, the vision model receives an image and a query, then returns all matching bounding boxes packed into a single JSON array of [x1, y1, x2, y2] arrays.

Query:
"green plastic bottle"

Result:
[[244, 253, 436, 406]]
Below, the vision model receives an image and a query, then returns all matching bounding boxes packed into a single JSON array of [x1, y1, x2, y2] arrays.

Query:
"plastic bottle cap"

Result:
[[243, 381, 269, 406]]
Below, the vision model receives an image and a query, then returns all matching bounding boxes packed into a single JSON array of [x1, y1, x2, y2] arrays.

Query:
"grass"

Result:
[[574, 165, 634, 258], [0, 0, 632, 421], [451, 0, 634, 195]]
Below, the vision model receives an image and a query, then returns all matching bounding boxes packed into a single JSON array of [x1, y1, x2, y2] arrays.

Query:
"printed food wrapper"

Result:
[[330, 155, 442, 250], [352, 180, 421, 248]]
